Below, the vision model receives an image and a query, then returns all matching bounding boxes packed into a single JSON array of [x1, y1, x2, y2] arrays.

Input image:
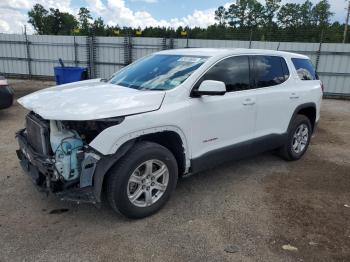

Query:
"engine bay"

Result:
[[50, 120, 84, 181]]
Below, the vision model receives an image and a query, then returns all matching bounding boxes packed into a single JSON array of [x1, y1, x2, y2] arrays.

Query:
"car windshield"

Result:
[[109, 54, 208, 91]]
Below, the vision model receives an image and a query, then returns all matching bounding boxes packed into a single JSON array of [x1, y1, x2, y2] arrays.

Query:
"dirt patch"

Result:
[[264, 158, 350, 261], [313, 126, 344, 145], [264, 99, 350, 261]]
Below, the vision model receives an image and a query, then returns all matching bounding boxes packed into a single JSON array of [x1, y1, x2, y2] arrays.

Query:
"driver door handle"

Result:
[[290, 93, 299, 99], [242, 98, 255, 106]]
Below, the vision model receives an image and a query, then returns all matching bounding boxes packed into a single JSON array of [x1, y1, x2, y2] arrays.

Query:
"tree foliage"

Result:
[[78, 7, 93, 35], [27, 1, 348, 43], [28, 4, 78, 35], [28, 4, 48, 35]]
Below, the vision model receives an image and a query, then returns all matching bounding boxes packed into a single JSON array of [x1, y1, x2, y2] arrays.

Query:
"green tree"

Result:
[[60, 12, 78, 35], [27, 4, 49, 34], [46, 8, 63, 35], [263, 0, 281, 27], [44, 8, 78, 35], [277, 3, 302, 28], [214, 6, 226, 26], [245, 0, 264, 28], [226, 0, 248, 28], [93, 17, 106, 36], [105, 25, 122, 36], [225, 0, 264, 28], [26, 1, 344, 42], [299, 0, 313, 26], [312, 0, 333, 27], [28, 5, 78, 35], [78, 7, 92, 35]]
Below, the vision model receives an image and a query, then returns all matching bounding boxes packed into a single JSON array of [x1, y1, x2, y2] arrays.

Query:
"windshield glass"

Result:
[[109, 54, 208, 91]]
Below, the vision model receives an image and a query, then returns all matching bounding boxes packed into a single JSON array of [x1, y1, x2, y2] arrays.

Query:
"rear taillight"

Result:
[[320, 81, 325, 93]]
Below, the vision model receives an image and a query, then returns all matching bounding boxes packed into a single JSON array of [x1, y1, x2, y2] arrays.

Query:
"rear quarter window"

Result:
[[291, 58, 319, 80]]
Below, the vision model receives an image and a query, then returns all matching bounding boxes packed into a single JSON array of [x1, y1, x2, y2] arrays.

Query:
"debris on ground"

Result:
[[224, 245, 239, 253], [49, 208, 69, 214], [282, 244, 298, 251]]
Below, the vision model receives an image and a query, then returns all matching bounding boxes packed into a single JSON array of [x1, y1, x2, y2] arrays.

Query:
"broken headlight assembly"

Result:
[[61, 116, 125, 143]]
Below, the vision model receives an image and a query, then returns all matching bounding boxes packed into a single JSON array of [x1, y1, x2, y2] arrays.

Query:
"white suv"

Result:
[[16, 48, 322, 218]]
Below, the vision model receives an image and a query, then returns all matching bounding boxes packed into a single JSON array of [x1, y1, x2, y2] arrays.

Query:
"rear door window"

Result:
[[291, 58, 319, 80], [252, 56, 289, 88]]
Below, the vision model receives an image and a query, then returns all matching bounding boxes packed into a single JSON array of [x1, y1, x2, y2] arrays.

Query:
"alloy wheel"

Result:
[[292, 123, 309, 154], [127, 159, 169, 207]]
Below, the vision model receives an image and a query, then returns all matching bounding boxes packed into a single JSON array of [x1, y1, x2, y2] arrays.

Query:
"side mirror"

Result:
[[192, 80, 226, 97]]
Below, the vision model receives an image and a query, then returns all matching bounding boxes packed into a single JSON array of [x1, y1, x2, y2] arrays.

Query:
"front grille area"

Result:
[[25, 112, 51, 155]]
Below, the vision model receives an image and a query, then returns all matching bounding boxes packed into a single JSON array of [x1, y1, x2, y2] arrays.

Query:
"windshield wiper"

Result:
[[141, 88, 166, 91]]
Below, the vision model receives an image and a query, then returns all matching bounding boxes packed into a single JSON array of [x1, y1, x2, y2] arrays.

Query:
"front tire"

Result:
[[106, 141, 178, 219], [279, 115, 312, 161]]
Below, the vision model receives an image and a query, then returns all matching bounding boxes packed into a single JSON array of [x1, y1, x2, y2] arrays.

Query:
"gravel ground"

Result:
[[0, 79, 349, 262]]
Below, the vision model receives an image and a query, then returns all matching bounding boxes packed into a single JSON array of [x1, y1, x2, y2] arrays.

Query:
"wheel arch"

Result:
[[288, 102, 317, 132], [135, 131, 187, 177]]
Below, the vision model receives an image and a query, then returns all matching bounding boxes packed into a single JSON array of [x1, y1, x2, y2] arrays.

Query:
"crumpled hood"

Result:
[[17, 79, 166, 120]]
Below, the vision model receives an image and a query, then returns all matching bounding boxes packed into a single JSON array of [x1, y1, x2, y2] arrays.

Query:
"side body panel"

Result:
[[253, 57, 304, 138], [287, 59, 323, 123], [188, 90, 256, 159]]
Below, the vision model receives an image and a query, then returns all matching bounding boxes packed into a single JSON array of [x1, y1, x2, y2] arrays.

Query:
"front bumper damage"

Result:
[[16, 129, 99, 204]]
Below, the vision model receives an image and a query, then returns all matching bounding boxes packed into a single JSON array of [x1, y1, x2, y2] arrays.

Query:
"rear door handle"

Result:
[[243, 98, 255, 106], [290, 93, 299, 99]]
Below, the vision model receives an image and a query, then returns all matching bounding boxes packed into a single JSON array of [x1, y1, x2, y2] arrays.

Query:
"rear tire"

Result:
[[106, 141, 178, 219], [279, 115, 312, 161]]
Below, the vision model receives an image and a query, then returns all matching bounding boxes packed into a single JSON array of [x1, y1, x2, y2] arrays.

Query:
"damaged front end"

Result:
[[16, 112, 125, 204]]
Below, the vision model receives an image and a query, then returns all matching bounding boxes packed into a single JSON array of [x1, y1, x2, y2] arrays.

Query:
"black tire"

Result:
[[106, 141, 178, 219], [279, 114, 312, 161]]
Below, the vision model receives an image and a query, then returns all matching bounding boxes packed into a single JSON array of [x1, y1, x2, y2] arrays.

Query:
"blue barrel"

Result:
[[54, 67, 87, 85]]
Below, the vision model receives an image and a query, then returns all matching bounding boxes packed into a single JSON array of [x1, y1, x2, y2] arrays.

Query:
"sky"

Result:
[[0, 0, 347, 34]]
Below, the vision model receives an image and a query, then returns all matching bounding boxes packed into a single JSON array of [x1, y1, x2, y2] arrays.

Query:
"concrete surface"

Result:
[[0, 80, 349, 262]]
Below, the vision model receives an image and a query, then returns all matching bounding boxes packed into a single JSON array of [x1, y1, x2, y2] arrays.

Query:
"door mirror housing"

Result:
[[192, 80, 226, 97]]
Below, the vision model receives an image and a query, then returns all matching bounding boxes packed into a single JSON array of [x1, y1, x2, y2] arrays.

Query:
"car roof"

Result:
[[157, 48, 308, 59]]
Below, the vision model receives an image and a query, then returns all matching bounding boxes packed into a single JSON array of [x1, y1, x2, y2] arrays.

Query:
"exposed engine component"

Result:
[[50, 121, 83, 181], [25, 112, 51, 155]]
